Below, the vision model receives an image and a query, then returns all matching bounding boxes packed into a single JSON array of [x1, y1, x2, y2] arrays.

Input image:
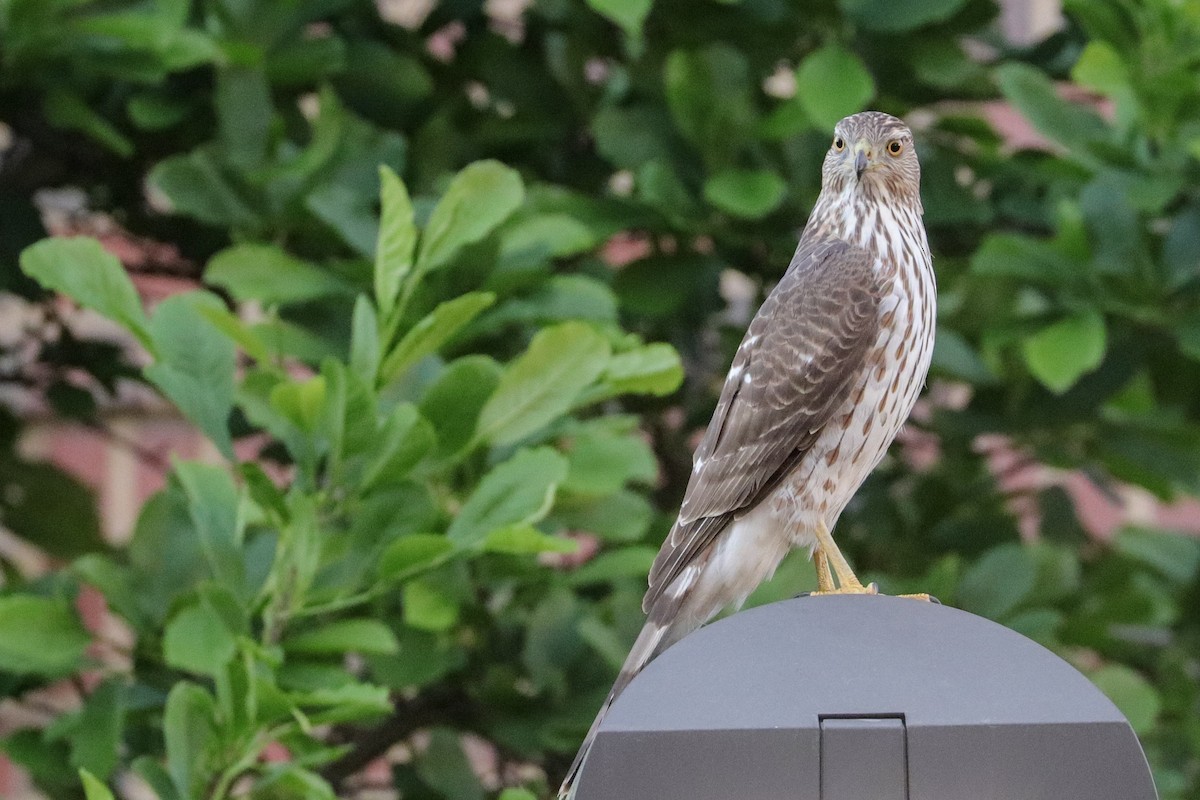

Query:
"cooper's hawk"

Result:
[[558, 110, 935, 797]]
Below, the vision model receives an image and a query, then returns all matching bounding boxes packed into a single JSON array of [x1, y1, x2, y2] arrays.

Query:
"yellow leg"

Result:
[[814, 551, 835, 594], [810, 521, 877, 596]]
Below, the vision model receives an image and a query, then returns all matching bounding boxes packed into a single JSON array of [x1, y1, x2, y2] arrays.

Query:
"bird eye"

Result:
[[833, 137, 845, 151], [887, 140, 903, 156]]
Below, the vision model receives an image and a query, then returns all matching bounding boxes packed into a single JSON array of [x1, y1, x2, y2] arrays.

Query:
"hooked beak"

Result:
[[854, 144, 870, 180]]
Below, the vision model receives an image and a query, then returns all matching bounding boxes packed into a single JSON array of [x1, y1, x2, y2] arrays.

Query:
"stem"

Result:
[[207, 740, 264, 800]]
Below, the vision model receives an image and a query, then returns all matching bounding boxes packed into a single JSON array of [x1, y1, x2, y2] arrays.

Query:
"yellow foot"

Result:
[[898, 592, 941, 604], [808, 581, 880, 597]]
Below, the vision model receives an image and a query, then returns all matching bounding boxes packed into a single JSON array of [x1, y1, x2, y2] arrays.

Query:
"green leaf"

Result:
[[132, 757, 180, 800], [163, 601, 237, 676], [205, 244, 352, 305], [477, 322, 611, 446], [80, 769, 115, 800], [149, 149, 258, 228], [255, 765, 337, 800], [379, 534, 457, 581], [360, 404, 435, 490], [419, 356, 503, 458], [664, 45, 756, 167], [600, 343, 684, 396], [703, 169, 787, 219], [498, 789, 538, 800], [1022, 312, 1107, 394], [285, 619, 401, 656], [173, 461, 245, 596], [44, 90, 133, 157], [1163, 208, 1200, 291], [592, 107, 675, 170], [577, 615, 628, 669], [447, 447, 569, 546], [1091, 665, 1161, 735], [349, 295, 381, 383], [68, 681, 124, 781], [415, 728, 484, 800], [321, 359, 377, 471], [499, 214, 597, 262], [417, 161, 525, 273], [760, 97, 810, 140], [995, 62, 1109, 153], [838, 0, 967, 31], [482, 523, 578, 555], [1071, 41, 1130, 97], [1114, 527, 1200, 585], [568, 546, 658, 586], [270, 374, 327, 435], [380, 292, 496, 382], [795, 44, 875, 131], [215, 66, 271, 170], [163, 682, 218, 799], [931, 329, 996, 385], [368, 628, 466, 690], [564, 430, 658, 496], [551, 489, 655, 542], [970, 233, 1077, 284], [145, 293, 237, 458], [376, 166, 418, 318], [291, 682, 392, 723], [0, 457, 105, 559], [480, 276, 618, 329], [20, 237, 152, 349], [586, 0, 653, 37], [197, 304, 273, 363], [523, 588, 582, 691], [0, 596, 90, 676], [402, 579, 460, 632], [956, 544, 1037, 620]]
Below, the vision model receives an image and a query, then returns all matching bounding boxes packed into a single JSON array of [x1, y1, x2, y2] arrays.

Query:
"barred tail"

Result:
[[556, 616, 674, 799]]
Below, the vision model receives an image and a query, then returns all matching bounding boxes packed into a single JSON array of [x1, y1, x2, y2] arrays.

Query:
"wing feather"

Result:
[[643, 235, 882, 613]]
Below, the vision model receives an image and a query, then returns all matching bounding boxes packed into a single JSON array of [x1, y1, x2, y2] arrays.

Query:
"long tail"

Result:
[[556, 615, 676, 799]]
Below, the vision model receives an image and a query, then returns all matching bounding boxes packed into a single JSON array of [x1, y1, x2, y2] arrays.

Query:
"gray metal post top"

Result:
[[575, 594, 1157, 800]]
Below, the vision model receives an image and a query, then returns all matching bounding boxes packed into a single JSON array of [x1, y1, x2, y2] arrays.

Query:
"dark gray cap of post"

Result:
[[575, 594, 1157, 800]]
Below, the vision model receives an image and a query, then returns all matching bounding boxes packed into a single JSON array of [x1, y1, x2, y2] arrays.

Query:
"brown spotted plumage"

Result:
[[558, 111, 936, 798]]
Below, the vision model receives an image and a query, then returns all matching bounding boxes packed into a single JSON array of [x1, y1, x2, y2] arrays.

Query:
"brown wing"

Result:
[[643, 235, 883, 613]]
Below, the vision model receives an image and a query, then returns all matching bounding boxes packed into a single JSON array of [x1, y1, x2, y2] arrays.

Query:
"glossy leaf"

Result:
[[379, 534, 457, 580], [163, 600, 237, 675], [586, 0, 653, 37], [285, 619, 401, 656], [1022, 312, 1107, 394], [381, 291, 495, 382], [145, 293, 237, 458], [20, 237, 152, 348], [476, 322, 611, 446], [703, 169, 787, 219], [795, 44, 875, 130], [376, 165, 418, 317], [0, 596, 90, 676], [206, 245, 352, 305], [447, 448, 569, 546], [417, 161, 524, 273]]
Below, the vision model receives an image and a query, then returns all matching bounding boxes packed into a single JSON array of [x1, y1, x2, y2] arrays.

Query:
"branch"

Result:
[[318, 685, 477, 788]]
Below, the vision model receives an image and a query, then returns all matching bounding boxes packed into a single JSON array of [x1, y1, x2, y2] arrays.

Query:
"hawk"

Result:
[[558, 110, 936, 798]]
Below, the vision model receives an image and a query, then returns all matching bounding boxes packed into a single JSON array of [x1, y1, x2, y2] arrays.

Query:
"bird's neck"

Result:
[[805, 183, 926, 256]]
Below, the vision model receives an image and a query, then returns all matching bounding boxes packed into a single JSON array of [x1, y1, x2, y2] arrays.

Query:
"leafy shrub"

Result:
[[12, 161, 681, 798]]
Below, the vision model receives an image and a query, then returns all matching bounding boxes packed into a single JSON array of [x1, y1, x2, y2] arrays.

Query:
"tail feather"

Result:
[[556, 618, 673, 799]]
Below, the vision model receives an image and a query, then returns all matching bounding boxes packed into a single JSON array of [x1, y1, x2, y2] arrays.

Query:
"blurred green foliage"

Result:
[[0, 0, 1197, 797]]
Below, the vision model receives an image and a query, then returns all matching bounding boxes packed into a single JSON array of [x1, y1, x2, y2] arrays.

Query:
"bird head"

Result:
[[822, 111, 921, 205]]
